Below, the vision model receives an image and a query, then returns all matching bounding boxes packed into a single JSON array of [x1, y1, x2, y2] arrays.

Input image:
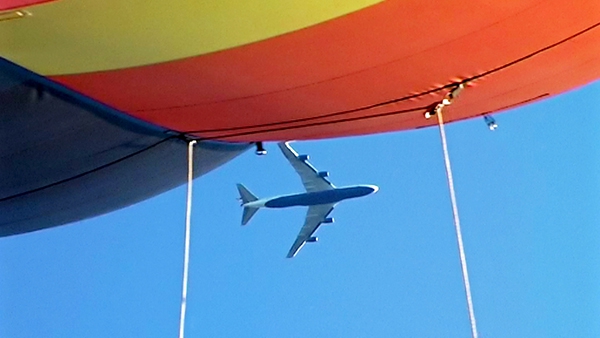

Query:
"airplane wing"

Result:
[[287, 203, 335, 258], [278, 142, 334, 192]]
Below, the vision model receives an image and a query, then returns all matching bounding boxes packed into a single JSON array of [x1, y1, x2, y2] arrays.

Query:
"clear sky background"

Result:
[[1, 81, 599, 338]]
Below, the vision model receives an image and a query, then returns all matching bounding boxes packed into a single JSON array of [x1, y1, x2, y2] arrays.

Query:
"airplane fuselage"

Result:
[[245, 185, 378, 209]]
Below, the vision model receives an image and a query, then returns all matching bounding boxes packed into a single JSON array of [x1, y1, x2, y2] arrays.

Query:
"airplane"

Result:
[[237, 142, 378, 258]]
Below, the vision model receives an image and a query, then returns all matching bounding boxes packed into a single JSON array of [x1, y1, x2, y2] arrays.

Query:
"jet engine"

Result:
[[298, 154, 309, 161], [318, 171, 329, 178], [322, 218, 334, 224], [307, 237, 318, 243]]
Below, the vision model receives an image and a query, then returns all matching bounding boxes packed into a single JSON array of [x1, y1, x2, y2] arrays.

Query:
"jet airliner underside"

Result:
[[237, 142, 378, 258]]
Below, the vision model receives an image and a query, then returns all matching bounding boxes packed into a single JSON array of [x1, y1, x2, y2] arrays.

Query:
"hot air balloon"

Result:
[[2, 0, 599, 235]]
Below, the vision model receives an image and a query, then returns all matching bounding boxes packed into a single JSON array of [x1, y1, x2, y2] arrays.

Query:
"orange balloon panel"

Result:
[[0, 0, 53, 11], [52, 0, 600, 142]]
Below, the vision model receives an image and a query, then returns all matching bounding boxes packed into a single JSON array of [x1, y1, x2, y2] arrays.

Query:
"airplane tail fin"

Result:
[[237, 184, 260, 225]]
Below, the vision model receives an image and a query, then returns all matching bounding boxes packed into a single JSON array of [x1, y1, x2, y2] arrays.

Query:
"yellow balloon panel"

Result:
[[1, 0, 381, 75]]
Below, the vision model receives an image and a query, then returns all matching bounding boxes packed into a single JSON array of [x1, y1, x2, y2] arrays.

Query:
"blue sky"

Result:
[[1, 81, 599, 337]]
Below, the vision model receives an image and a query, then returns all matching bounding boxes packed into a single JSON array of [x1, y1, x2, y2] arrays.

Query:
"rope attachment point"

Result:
[[425, 82, 466, 119]]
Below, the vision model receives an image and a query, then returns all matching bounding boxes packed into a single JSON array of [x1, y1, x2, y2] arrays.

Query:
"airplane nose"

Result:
[[367, 185, 379, 194]]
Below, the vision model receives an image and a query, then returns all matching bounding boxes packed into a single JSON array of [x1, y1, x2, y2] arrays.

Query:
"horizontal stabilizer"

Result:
[[242, 206, 259, 226], [237, 183, 258, 204]]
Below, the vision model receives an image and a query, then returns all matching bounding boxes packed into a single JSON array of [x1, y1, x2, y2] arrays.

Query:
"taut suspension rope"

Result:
[[429, 87, 479, 338], [179, 140, 197, 338]]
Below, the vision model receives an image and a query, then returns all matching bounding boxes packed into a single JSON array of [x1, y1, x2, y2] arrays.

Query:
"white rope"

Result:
[[436, 110, 479, 338], [179, 140, 197, 338]]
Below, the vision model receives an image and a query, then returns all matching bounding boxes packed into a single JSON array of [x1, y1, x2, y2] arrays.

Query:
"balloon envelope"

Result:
[[1, 0, 600, 234]]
